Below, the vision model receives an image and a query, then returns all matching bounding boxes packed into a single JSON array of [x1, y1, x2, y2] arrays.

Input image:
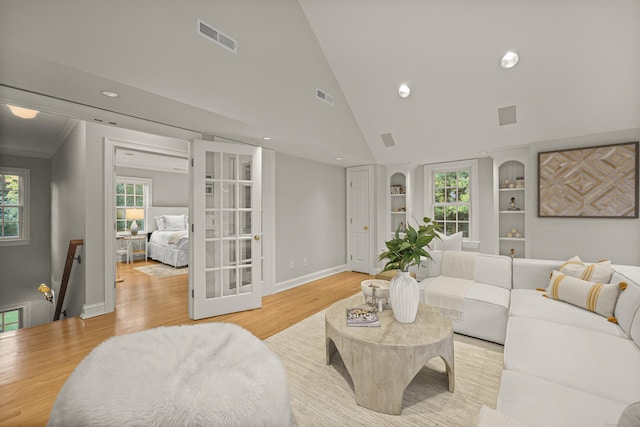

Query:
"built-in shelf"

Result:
[[496, 157, 528, 258], [388, 168, 409, 237]]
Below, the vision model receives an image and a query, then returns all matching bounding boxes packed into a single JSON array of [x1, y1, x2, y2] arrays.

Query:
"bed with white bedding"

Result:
[[146, 207, 189, 268]]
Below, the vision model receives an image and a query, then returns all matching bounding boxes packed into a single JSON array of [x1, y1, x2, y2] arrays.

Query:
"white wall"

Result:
[[116, 166, 188, 207], [527, 128, 640, 265], [0, 154, 52, 326], [51, 121, 86, 318], [275, 152, 346, 284]]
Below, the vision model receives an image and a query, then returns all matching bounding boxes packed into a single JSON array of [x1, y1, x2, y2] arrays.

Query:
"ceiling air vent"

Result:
[[197, 19, 237, 54], [381, 133, 396, 148], [316, 88, 334, 106], [498, 105, 517, 126]]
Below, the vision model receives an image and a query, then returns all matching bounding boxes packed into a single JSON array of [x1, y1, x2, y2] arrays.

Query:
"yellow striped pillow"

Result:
[[545, 270, 624, 322], [559, 255, 612, 283]]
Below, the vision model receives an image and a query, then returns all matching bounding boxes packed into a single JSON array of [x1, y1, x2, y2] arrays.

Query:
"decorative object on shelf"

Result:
[[379, 217, 440, 323], [502, 179, 510, 189], [515, 177, 525, 188], [509, 249, 516, 259], [126, 208, 144, 236], [507, 197, 521, 211], [539, 141, 638, 218], [390, 184, 406, 194], [506, 228, 518, 238]]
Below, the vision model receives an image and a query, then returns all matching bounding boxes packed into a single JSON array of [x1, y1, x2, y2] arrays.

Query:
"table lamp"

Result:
[[126, 208, 144, 236]]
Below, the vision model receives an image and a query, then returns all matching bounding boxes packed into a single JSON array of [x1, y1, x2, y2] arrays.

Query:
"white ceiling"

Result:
[[0, 0, 638, 167]]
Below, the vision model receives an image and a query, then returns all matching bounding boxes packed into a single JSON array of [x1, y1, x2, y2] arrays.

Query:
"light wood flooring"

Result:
[[0, 260, 370, 426]]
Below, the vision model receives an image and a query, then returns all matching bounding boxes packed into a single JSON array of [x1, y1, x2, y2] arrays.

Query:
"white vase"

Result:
[[130, 220, 138, 236], [389, 271, 420, 323]]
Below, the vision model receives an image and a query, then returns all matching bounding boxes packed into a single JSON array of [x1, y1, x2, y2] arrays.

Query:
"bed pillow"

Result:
[[162, 215, 186, 231], [430, 231, 463, 251], [154, 216, 166, 231], [544, 270, 626, 322], [559, 255, 612, 283]]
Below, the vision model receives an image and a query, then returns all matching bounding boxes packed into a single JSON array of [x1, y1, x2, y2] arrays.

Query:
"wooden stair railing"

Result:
[[54, 239, 84, 321]]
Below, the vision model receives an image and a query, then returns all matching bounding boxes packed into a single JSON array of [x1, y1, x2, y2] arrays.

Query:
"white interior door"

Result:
[[348, 166, 372, 273], [190, 140, 262, 320]]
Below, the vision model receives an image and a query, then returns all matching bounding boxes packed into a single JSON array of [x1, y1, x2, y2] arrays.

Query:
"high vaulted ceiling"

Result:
[[1, 0, 639, 167]]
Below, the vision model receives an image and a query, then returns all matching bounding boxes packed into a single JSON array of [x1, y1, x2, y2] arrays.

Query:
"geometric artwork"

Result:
[[538, 142, 639, 218]]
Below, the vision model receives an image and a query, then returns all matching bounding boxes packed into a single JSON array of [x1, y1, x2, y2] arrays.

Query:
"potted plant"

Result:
[[378, 217, 440, 323]]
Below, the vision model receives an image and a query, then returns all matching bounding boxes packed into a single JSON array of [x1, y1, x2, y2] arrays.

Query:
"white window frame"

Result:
[[115, 176, 152, 236], [0, 303, 30, 331], [0, 167, 30, 246], [424, 159, 479, 241]]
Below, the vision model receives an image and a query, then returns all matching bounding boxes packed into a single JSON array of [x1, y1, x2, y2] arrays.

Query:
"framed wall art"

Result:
[[538, 141, 639, 218]]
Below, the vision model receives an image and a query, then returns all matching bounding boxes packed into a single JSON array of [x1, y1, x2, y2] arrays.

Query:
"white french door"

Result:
[[189, 140, 262, 320]]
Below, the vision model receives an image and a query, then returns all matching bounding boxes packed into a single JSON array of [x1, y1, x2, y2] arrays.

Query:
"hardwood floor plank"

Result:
[[0, 260, 370, 426]]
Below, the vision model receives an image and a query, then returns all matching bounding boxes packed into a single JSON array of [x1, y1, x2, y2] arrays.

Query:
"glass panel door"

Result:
[[190, 140, 262, 319]]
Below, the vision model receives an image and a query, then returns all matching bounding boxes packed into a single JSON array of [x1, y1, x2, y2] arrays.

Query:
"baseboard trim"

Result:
[[80, 302, 105, 319], [274, 264, 348, 294]]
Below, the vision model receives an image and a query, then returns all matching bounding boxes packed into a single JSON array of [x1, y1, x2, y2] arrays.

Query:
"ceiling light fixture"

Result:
[[500, 51, 520, 69], [101, 90, 119, 98], [262, 136, 272, 140], [335, 157, 343, 161], [398, 84, 411, 98], [7, 105, 39, 119]]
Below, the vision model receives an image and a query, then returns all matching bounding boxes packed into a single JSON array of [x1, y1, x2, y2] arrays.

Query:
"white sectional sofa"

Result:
[[419, 250, 512, 344], [418, 251, 640, 426], [498, 258, 640, 427]]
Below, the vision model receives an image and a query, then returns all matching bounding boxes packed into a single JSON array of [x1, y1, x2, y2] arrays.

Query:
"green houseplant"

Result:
[[379, 217, 441, 323], [379, 217, 441, 273]]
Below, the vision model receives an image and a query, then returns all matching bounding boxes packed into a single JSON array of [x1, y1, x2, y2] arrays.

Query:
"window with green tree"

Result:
[[0, 308, 22, 333], [115, 178, 151, 233], [0, 167, 29, 245], [433, 169, 470, 237]]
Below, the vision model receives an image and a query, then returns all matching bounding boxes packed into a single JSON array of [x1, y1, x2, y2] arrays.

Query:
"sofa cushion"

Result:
[[474, 254, 512, 290], [512, 258, 563, 290], [504, 316, 640, 404], [509, 289, 627, 338], [559, 255, 612, 283], [497, 370, 628, 427], [544, 270, 623, 321], [441, 250, 477, 280], [431, 231, 462, 251], [611, 267, 640, 340], [454, 283, 510, 344]]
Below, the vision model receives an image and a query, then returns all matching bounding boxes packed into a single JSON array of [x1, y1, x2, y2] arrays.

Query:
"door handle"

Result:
[[254, 235, 261, 241], [363, 226, 369, 231]]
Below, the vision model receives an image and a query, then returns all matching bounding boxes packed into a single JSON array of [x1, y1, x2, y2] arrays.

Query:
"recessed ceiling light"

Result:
[[398, 84, 411, 98], [101, 90, 119, 98], [262, 136, 272, 140], [500, 51, 519, 69], [7, 105, 39, 119], [335, 157, 343, 161]]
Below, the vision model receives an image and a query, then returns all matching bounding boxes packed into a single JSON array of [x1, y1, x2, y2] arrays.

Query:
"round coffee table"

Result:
[[325, 293, 454, 415]]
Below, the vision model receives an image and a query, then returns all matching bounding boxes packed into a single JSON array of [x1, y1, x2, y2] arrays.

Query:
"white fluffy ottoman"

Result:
[[48, 323, 291, 426]]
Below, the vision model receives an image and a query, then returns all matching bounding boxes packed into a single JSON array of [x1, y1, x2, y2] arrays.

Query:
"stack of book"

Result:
[[346, 306, 380, 327]]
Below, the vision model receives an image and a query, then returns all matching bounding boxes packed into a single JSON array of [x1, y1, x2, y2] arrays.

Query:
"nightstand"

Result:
[[123, 234, 147, 263]]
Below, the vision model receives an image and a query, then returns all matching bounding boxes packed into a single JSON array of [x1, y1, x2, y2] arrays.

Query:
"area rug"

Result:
[[265, 310, 504, 426], [134, 264, 188, 279]]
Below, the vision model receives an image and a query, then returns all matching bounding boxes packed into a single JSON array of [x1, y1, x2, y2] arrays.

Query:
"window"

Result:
[[0, 308, 22, 333], [0, 167, 30, 246], [424, 160, 478, 240], [115, 177, 151, 234]]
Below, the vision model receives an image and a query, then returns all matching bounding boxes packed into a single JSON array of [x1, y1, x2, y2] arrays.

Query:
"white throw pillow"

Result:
[[154, 216, 165, 231], [544, 270, 626, 322], [162, 215, 186, 231], [431, 231, 463, 251], [559, 255, 612, 283]]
